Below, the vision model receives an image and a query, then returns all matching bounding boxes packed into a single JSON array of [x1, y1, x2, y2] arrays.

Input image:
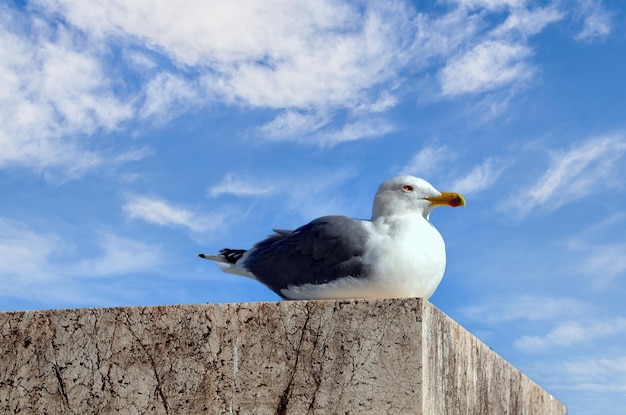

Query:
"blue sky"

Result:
[[1, 0, 625, 412]]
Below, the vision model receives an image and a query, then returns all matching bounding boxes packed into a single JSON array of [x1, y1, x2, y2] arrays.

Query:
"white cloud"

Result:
[[208, 169, 360, 220], [114, 147, 153, 163], [0, 217, 166, 305], [41, 0, 412, 111], [0, 6, 134, 176], [437, 3, 562, 98], [400, 144, 453, 177], [279, 168, 361, 220], [259, 110, 395, 146], [0, 218, 64, 281], [462, 295, 591, 325], [575, 0, 612, 42], [140, 72, 201, 121], [124, 50, 157, 71], [529, 355, 626, 413], [451, 0, 526, 10], [559, 356, 626, 385], [69, 233, 165, 277], [358, 91, 399, 113], [0, 0, 577, 174], [440, 40, 533, 96], [492, 6, 563, 37], [318, 117, 395, 146], [0, 0, 589, 176], [31, 0, 562, 141], [514, 318, 626, 353], [123, 195, 219, 233], [0, 218, 164, 280], [451, 158, 505, 194], [574, 244, 626, 290], [258, 111, 331, 142], [410, 7, 481, 66], [566, 215, 626, 289], [208, 174, 278, 198], [512, 134, 626, 216]]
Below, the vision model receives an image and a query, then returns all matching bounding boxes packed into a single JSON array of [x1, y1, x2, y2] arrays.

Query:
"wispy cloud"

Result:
[[258, 111, 331, 142], [400, 143, 454, 178], [440, 41, 533, 96], [527, 354, 626, 413], [511, 134, 626, 216], [279, 168, 362, 220], [139, 72, 202, 121], [24, 1, 563, 139], [491, 5, 563, 37], [123, 195, 220, 233], [452, 0, 526, 10], [514, 318, 626, 353], [208, 174, 278, 198], [113, 147, 153, 163], [579, 244, 626, 288], [450, 158, 505, 194], [462, 295, 592, 325], [318, 117, 395, 146], [558, 356, 626, 387], [438, 3, 561, 97], [400, 149, 504, 194], [0, 217, 166, 306], [0, 217, 65, 281], [47, 0, 412, 111], [69, 232, 165, 277], [258, 109, 395, 145], [0, 0, 601, 178], [0, 8, 133, 173], [566, 214, 626, 289], [207, 169, 360, 220], [575, 0, 612, 42]]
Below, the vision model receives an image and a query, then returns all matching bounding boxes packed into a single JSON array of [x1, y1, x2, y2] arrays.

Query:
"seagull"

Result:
[[199, 176, 465, 300]]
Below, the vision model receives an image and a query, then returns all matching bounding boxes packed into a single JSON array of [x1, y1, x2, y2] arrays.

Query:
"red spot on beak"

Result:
[[450, 196, 463, 207]]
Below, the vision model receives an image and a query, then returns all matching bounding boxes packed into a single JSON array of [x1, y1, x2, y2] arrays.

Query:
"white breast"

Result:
[[362, 215, 446, 299]]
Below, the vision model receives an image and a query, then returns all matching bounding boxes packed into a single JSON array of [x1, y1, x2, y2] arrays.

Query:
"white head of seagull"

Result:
[[199, 175, 465, 300], [372, 176, 465, 220]]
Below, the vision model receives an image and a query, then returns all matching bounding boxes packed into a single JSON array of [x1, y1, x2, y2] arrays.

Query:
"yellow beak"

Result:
[[425, 192, 466, 208]]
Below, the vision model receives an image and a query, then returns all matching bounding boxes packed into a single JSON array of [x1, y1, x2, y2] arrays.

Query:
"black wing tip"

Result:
[[220, 248, 246, 264], [198, 251, 245, 264]]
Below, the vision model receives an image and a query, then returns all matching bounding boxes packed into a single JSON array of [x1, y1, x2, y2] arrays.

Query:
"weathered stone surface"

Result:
[[0, 299, 565, 414]]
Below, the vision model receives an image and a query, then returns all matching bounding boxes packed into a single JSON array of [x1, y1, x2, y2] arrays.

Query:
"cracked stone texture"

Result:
[[0, 299, 566, 414]]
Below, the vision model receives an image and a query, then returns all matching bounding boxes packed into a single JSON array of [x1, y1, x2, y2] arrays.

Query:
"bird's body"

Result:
[[200, 176, 465, 300]]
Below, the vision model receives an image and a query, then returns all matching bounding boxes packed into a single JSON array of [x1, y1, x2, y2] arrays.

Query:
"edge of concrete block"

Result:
[[0, 299, 566, 414]]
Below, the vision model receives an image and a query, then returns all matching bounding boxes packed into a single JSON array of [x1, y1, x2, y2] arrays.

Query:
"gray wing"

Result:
[[242, 215, 371, 298]]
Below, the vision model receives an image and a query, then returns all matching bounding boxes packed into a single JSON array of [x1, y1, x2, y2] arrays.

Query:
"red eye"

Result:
[[402, 185, 414, 192]]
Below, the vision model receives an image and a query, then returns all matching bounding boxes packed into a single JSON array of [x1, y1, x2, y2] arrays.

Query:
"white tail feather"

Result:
[[199, 253, 257, 280]]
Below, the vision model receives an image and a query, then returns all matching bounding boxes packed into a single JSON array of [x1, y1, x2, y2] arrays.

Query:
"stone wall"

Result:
[[0, 299, 566, 414]]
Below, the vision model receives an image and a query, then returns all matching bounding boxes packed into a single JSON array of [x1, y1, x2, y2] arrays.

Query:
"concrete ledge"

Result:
[[0, 299, 565, 414]]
